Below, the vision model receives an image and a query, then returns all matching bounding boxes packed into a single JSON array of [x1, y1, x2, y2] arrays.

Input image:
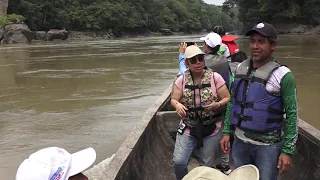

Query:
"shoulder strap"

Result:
[[182, 73, 185, 92], [212, 72, 216, 89], [253, 60, 282, 85], [234, 58, 251, 77]]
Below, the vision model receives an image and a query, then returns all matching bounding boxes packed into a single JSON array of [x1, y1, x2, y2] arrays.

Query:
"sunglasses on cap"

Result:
[[188, 54, 204, 64]]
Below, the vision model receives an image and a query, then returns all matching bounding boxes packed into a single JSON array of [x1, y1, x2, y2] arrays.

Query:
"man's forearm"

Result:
[[223, 97, 233, 135], [280, 72, 299, 156], [222, 73, 235, 135]]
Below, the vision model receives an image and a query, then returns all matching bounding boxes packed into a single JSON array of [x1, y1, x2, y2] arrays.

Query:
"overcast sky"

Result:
[[204, 0, 225, 5]]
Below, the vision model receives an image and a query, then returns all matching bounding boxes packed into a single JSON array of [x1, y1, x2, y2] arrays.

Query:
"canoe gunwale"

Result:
[[298, 119, 320, 145], [84, 84, 173, 179]]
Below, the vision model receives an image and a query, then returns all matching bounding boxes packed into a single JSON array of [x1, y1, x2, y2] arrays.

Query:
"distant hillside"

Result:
[[223, 0, 320, 32], [7, 0, 242, 32]]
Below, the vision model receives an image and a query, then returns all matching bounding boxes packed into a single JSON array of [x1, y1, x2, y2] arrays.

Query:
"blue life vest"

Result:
[[230, 59, 285, 132]]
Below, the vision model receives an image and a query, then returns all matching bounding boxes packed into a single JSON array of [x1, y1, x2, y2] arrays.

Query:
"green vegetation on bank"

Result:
[[223, 0, 320, 28], [0, 14, 25, 25], [8, 0, 242, 32]]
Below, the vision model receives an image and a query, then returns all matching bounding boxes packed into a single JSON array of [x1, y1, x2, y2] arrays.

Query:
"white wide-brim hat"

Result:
[[183, 164, 259, 180]]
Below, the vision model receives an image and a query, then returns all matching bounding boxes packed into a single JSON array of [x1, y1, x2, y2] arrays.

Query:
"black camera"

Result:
[[186, 42, 195, 47]]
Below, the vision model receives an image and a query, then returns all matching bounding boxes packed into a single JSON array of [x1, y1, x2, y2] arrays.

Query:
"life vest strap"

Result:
[[234, 112, 283, 124], [185, 83, 211, 90], [234, 102, 284, 115], [252, 77, 268, 85], [267, 107, 285, 115], [267, 118, 283, 123], [235, 101, 254, 108], [186, 107, 223, 121], [234, 112, 253, 121], [188, 106, 204, 112], [235, 75, 268, 85]]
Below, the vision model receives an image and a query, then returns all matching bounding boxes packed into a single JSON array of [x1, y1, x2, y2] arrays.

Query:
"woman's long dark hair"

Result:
[[207, 45, 221, 55]]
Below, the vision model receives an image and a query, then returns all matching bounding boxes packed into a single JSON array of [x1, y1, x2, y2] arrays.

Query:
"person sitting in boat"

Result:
[[171, 45, 230, 180], [16, 146, 96, 180], [220, 22, 299, 180], [212, 25, 247, 65]]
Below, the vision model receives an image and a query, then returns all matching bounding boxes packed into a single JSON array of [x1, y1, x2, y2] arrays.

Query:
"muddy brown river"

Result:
[[0, 34, 319, 179]]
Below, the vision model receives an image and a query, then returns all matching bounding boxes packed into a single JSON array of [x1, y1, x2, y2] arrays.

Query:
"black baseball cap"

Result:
[[245, 22, 277, 39]]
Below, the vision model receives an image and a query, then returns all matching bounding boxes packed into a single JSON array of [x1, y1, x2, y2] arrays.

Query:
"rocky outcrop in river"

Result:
[[0, 23, 35, 44], [45, 29, 68, 41], [0, 24, 70, 44], [314, 25, 320, 34]]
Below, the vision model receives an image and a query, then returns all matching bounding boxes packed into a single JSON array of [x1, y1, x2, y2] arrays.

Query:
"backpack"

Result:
[[205, 54, 232, 90], [222, 35, 248, 63]]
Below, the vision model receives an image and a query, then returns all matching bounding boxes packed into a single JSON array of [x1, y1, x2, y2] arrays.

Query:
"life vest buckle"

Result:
[[241, 103, 246, 108]]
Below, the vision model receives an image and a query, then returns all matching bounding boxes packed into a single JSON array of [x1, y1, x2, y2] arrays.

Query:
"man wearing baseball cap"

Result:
[[221, 22, 299, 180], [16, 147, 96, 180]]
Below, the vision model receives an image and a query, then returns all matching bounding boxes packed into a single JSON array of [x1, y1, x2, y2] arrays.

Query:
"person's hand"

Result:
[[175, 102, 188, 118], [277, 153, 292, 174], [203, 97, 220, 110], [179, 42, 187, 54], [220, 135, 230, 153]]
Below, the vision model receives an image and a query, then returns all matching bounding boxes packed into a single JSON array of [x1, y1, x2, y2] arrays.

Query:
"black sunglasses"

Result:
[[188, 54, 204, 64]]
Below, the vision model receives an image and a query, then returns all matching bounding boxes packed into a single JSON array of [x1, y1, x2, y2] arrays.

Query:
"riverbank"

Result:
[[1, 23, 320, 44], [33, 24, 320, 41], [274, 23, 320, 35], [66, 29, 188, 40], [46, 28, 320, 43], [0, 23, 205, 43]]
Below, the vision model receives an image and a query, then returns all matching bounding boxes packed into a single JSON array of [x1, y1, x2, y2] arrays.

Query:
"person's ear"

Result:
[[271, 42, 277, 52]]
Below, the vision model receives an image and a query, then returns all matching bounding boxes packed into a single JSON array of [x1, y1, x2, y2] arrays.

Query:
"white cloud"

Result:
[[204, 0, 225, 5]]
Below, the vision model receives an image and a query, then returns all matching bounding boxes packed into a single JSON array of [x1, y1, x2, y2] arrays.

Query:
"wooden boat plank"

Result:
[[85, 85, 175, 180]]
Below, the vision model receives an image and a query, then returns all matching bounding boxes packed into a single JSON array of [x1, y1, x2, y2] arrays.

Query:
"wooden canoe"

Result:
[[85, 84, 320, 180]]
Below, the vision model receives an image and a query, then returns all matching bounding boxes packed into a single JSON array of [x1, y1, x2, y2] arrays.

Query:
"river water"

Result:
[[0, 34, 319, 179]]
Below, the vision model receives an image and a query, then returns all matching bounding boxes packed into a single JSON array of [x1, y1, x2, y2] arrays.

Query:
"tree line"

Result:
[[222, 0, 320, 29], [7, 0, 242, 32]]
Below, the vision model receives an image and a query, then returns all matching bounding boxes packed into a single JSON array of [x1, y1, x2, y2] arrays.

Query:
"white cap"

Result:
[[185, 45, 205, 59], [200, 32, 222, 48], [182, 164, 259, 180], [16, 147, 96, 180]]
